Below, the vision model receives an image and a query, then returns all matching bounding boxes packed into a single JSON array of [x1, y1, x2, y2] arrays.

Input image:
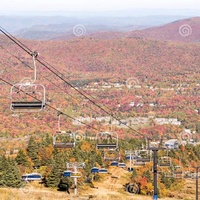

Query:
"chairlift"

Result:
[[21, 172, 42, 181], [91, 167, 99, 173], [63, 170, 72, 177], [126, 155, 131, 160], [158, 156, 172, 167], [133, 160, 146, 166], [118, 162, 126, 168], [96, 132, 118, 150], [53, 131, 76, 148], [184, 166, 196, 179], [164, 170, 174, 178], [125, 150, 134, 160], [110, 161, 118, 167], [133, 149, 151, 165], [189, 172, 200, 179], [53, 113, 76, 148], [66, 162, 85, 170], [10, 52, 46, 112], [71, 172, 82, 178], [173, 165, 184, 179], [98, 168, 108, 174]]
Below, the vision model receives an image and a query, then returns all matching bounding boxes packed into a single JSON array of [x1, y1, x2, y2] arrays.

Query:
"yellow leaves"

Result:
[[38, 145, 54, 161], [69, 157, 76, 162], [159, 182, 169, 197], [80, 141, 91, 151], [139, 178, 153, 195]]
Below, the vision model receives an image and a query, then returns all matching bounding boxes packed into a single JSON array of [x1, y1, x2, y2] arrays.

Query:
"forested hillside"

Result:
[[0, 17, 200, 199]]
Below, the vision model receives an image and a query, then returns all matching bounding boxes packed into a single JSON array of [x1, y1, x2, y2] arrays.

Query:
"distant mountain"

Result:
[[0, 15, 194, 40], [126, 17, 200, 43]]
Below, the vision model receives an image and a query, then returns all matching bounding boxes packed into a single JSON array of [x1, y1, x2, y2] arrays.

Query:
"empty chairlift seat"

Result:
[[10, 83, 46, 112], [11, 101, 45, 109], [126, 155, 131, 160], [173, 166, 184, 179], [118, 163, 126, 168], [70, 172, 82, 178], [134, 150, 151, 164], [96, 132, 118, 150], [91, 167, 99, 173], [10, 52, 46, 113], [63, 170, 72, 177], [53, 142, 75, 148], [110, 161, 118, 167], [158, 156, 171, 167], [21, 173, 42, 181], [125, 151, 135, 161], [98, 168, 108, 174], [53, 131, 76, 149]]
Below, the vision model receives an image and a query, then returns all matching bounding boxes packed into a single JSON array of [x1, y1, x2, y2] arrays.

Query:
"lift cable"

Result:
[[0, 77, 100, 131], [0, 45, 101, 116], [0, 26, 143, 138]]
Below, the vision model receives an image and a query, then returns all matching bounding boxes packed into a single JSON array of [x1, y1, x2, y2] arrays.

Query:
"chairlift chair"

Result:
[[110, 161, 118, 167], [96, 132, 118, 150], [126, 155, 131, 160], [164, 170, 174, 178], [133, 150, 151, 165], [98, 168, 108, 174], [53, 113, 76, 148], [125, 150, 134, 160], [70, 172, 82, 178], [66, 162, 85, 170], [10, 80, 46, 112], [63, 170, 72, 177], [184, 166, 196, 179], [118, 162, 126, 168], [173, 165, 184, 179], [21, 172, 42, 182], [53, 131, 76, 149], [158, 156, 172, 167], [10, 53, 46, 112], [133, 160, 146, 166], [91, 167, 99, 173]]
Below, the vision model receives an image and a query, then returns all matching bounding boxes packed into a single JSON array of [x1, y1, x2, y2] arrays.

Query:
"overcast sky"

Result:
[[1, 0, 200, 14]]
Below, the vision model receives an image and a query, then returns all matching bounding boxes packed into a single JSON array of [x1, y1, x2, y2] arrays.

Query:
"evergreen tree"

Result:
[[96, 153, 103, 166], [2, 157, 22, 188], [46, 152, 66, 188], [40, 133, 52, 148], [46, 165, 61, 188], [15, 149, 29, 166], [26, 136, 40, 167], [0, 155, 8, 186]]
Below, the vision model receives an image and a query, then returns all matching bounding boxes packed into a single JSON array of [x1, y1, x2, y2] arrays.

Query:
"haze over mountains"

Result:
[[0, 9, 200, 41]]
